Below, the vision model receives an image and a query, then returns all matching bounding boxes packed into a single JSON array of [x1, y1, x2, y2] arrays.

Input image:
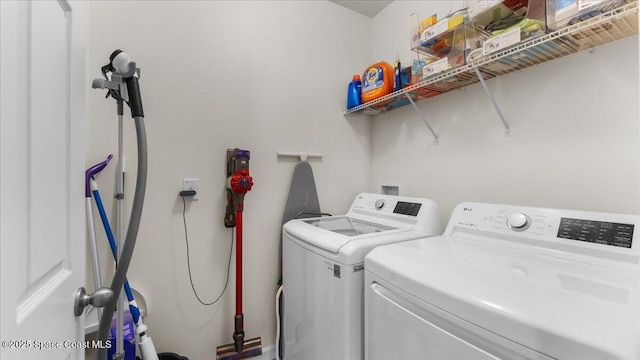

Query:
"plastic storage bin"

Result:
[[468, 0, 547, 56], [410, 9, 483, 81], [546, 0, 629, 30]]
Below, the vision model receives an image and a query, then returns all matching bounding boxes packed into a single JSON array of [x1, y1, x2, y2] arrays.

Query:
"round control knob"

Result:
[[507, 213, 530, 231], [375, 199, 385, 210]]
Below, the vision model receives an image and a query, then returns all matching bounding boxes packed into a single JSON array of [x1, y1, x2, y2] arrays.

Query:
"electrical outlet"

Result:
[[183, 178, 199, 200]]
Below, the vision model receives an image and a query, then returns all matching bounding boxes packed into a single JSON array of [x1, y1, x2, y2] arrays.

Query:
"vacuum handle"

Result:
[[126, 76, 144, 118]]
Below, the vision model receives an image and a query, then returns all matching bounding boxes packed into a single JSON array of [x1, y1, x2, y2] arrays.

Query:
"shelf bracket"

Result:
[[474, 67, 511, 136], [405, 94, 439, 145]]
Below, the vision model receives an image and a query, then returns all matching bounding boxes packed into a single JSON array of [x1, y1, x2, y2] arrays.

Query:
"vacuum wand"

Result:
[[234, 211, 244, 353]]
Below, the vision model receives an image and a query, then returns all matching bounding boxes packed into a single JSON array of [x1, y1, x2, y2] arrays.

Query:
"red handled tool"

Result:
[[217, 149, 261, 360]]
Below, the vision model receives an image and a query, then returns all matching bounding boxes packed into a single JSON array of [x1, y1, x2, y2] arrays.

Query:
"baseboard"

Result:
[[256, 344, 275, 360]]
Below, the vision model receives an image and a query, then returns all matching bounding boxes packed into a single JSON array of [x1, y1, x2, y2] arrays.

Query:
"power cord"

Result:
[[181, 195, 233, 306]]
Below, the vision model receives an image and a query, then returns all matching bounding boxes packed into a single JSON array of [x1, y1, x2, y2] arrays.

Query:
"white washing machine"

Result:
[[282, 193, 442, 360], [365, 202, 640, 360]]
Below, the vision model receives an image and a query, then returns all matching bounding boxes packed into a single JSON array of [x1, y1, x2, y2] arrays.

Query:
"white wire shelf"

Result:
[[344, 1, 638, 116]]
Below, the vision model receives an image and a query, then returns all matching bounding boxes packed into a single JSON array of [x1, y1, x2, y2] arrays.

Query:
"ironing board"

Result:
[[282, 161, 322, 225]]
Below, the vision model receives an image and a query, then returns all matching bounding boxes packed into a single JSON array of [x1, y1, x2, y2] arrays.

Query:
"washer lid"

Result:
[[365, 234, 640, 360], [284, 215, 406, 254], [302, 217, 396, 236]]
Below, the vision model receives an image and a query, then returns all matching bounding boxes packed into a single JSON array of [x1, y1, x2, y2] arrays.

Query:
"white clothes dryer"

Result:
[[365, 202, 640, 360], [282, 193, 442, 360]]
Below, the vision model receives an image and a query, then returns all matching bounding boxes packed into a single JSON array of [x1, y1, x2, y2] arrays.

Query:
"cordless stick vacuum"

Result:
[[217, 149, 262, 360], [91, 50, 157, 360]]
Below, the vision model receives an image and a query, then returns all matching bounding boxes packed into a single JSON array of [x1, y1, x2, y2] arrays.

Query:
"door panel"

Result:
[[29, 0, 70, 282], [1, 0, 86, 359]]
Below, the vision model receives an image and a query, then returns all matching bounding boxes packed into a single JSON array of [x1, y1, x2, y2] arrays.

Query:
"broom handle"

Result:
[[236, 211, 243, 316]]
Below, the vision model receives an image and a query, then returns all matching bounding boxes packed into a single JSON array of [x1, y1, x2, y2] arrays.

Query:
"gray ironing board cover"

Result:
[[282, 161, 321, 225]]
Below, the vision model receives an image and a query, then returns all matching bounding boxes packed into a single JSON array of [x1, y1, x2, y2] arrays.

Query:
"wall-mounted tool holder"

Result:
[[224, 149, 254, 228], [276, 152, 323, 162]]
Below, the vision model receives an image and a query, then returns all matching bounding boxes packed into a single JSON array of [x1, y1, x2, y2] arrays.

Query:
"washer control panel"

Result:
[[347, 193, 442, 235], [372, 198, 421, 216], [392, 201, 422, 216], [351, 194, 423, 217]]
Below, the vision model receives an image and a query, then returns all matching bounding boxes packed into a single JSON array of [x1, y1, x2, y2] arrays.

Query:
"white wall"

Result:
[[370, 1, 640, 228], [86, 1, 371, 358], [85, 1, 639, 357]]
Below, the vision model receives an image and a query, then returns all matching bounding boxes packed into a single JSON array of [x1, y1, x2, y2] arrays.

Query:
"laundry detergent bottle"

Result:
[[362, 61, 394, 103], [346, 74, 362, 109]]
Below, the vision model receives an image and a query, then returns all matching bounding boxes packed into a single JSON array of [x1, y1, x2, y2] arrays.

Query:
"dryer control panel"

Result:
[[556, 217, 634, 249], [446, 202, 640, 264]]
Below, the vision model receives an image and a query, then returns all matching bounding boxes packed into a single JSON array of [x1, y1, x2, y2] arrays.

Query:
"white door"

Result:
[[1, 0, 87, 359]]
